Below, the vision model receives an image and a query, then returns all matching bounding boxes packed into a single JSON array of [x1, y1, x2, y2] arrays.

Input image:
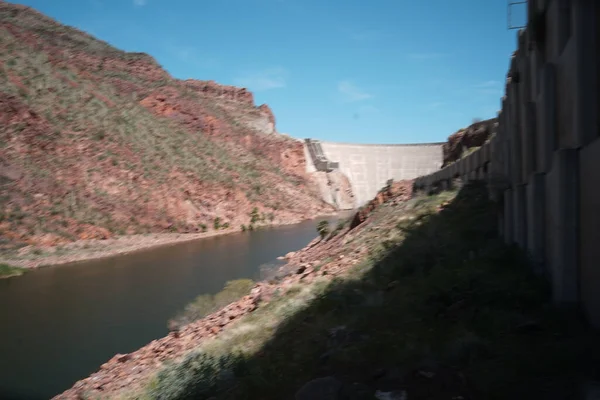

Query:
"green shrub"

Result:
[[168, 279, 254, 330], [250, 207, 260, 224], [199, 223, 207, 233], [317, 220, 329, 238], [213, 217, 221, 230], [0, 264, 26, 278]]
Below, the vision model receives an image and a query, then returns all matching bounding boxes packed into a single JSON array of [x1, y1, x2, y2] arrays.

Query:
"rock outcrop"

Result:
[[442, 118, 497, 167], [349, 180, 413, 229], [312, 170, 356, 210], [183, 79, 255, 105]]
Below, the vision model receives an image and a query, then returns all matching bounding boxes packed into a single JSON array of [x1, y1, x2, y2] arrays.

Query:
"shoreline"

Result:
[[52, 194, 383, 399], [0, 211, 348, 271]]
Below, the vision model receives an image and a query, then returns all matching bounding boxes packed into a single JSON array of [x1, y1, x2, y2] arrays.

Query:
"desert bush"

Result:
[[168, 279, 254, 330], [316, 220, 329, 239], [249, 207, 260, 224]]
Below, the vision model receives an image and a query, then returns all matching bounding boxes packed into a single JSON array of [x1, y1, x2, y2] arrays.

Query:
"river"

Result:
[[0, 216, 345, 400]]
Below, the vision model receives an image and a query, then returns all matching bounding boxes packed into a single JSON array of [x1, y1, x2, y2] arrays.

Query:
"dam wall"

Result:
[[414, 0, 600, 327], [304, 139, 444, 207]]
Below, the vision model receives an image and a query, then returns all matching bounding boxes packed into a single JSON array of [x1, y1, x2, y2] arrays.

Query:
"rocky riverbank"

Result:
[[53, 182, 413, 399], [56, 181, 600, 400], [0, 212, 342, 271]]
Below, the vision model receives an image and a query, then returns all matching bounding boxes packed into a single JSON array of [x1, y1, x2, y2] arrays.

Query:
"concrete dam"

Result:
[[304, 139, 444, 207]]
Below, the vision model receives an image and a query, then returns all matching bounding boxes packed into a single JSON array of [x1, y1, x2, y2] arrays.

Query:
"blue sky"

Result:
[[12, 0, 526, 144]]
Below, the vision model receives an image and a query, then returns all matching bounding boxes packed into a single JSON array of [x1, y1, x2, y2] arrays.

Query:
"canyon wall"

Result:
[[0, 1, 333, 249], [414, 0, 600, 327]]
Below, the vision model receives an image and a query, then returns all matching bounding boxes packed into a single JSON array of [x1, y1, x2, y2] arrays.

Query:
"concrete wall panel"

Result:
[[579, 138, 600, 326], [555, 39, 576, 149], [513, 184, 527, 248], [573, 0, 599, 147], [544, 149, 579, 304], [474, 148, 482, 170], [504, 189, 514, 244], [526, 173, 546, 275], [508, 83, 523, 185], [536, 63, 557, 173]]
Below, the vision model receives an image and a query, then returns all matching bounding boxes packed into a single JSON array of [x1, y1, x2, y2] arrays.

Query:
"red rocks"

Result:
[[350, 180, 413, 229], [442, 118, 497, 167], [258, 103, 276, 127], [183, 80, 255, 105]]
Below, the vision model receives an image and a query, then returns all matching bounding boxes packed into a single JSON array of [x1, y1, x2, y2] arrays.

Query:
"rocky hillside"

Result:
[[442, 118, 497, 167], [0, 1, 332, 250]]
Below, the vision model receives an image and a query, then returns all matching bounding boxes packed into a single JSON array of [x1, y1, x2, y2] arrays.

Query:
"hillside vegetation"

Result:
[[0, 1, 330, 253]]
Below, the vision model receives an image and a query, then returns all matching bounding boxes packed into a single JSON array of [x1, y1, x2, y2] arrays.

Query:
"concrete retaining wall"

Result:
[[413, 0, 600, 327]]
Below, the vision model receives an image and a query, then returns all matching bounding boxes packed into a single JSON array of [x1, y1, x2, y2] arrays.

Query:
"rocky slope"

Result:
[[442, 117, 497, 167], [52, 180, 410, 399], [57, 181, 600, 400], [54, 180, 415, 399], [0, 1, 333, 252]]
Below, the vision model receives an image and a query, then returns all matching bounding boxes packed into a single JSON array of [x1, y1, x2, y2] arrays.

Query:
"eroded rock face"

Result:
[[183, 79, 255, 105], [312, 170, 356, 210], [350, 181, 413, 229], [442, 118, 497, 167]]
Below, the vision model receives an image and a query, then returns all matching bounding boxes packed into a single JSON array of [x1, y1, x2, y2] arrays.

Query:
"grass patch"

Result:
[[0, 263, 27, 278]]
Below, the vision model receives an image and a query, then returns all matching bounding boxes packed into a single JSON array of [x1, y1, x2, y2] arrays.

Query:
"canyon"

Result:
[[0, 1, 334, 257]]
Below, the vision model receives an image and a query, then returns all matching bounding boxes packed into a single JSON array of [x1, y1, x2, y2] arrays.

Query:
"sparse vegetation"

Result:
[[142, 183, 600, 400], [328, 219, 347, 239], [168, 279, 255, 331], [0, 263, 27, 278], [249, 208, 260, 225], [316, 220, 329, 239], [0, 3, 330, 252], [148, 352, 242, 400]]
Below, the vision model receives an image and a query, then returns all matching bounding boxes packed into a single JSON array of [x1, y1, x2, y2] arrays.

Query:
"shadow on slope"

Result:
[[149, 182, 600, 400]]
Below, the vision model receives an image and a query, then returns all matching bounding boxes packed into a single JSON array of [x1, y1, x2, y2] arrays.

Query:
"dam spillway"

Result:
[[304, 139, 444, 207]]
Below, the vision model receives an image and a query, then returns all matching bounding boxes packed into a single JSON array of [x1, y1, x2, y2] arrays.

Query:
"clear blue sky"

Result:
[[12, 0, 526, 144]]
